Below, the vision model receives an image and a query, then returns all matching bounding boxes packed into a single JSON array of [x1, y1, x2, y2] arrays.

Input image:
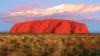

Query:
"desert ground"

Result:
[[0, 33, 100, 56]]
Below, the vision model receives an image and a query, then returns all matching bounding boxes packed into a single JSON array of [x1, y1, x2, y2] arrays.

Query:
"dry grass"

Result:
[[0, 33, 100, 56]]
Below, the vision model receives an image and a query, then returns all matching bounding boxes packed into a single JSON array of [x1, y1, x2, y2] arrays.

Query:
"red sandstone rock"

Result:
[[10, 19, 89, 33]]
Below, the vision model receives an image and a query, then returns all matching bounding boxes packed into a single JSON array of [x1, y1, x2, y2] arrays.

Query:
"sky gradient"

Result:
[[0, 0, 100, 33]]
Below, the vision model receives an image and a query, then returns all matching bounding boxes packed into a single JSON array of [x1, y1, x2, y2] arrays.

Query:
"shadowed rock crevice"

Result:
[[52, 21, 63, 33]]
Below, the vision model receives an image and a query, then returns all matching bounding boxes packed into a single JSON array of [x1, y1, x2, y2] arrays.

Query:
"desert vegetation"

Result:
[[0, 33, 100, 56]]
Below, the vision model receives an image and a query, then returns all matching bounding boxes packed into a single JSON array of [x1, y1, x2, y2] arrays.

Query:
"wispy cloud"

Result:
[[1, 4, 100, 23], [9, 4, 100, 16], [46, 4, 100, 13]]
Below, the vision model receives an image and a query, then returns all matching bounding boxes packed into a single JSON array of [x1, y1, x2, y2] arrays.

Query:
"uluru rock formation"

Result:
[[10, 19, 89, 33]]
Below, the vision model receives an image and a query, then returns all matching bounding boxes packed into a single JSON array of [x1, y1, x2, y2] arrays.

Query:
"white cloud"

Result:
[[1, 4, 100, 23]]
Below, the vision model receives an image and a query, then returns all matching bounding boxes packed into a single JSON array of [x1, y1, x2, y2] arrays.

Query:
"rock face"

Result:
[[10, 19, 89, 33]]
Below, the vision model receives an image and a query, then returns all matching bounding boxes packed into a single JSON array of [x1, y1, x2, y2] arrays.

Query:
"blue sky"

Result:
[[0, 0, 100, 33]]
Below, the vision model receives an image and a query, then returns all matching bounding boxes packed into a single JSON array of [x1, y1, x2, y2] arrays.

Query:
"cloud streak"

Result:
[[9, 4, 100, 17], [1, 4, 100, 23]]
